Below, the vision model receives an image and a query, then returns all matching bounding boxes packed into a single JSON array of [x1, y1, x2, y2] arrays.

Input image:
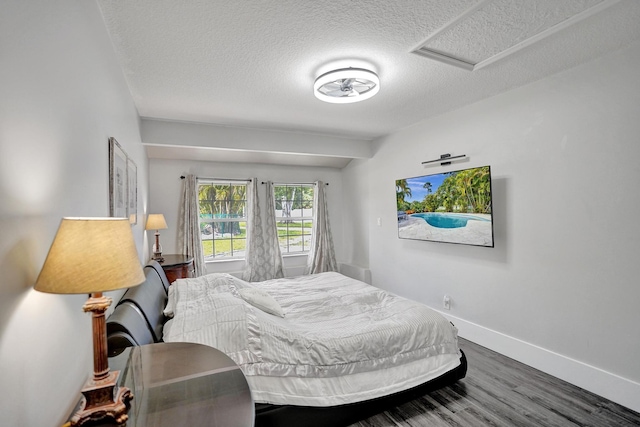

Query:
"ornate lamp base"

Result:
[[70, 371, 133, 426], [152, 232, 164, 262]]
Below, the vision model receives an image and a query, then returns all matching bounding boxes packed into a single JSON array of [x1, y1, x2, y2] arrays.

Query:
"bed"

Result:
[[106, 262, 467, 427]]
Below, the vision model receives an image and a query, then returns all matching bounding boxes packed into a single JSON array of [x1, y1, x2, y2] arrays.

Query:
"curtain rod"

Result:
[[179, 176, 327, 185], [180, 176, 252, 182], [261, 181, 328, 186]]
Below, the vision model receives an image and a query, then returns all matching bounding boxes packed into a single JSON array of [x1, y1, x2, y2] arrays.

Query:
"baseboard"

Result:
[[438, 311, 640, 414]]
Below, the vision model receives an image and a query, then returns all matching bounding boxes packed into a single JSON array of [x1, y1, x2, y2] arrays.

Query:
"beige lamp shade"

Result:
[[35, 217, 145, 294], [145, 214, 168, 231]]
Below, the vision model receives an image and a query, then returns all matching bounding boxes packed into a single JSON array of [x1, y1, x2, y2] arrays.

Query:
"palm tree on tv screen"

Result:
[[396, 179, 411, 211], [420, 167, 491, 214]]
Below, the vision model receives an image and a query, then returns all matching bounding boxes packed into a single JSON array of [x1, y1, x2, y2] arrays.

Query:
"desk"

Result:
[[158, 255, 194, 284], [83, 342, 254, 426]]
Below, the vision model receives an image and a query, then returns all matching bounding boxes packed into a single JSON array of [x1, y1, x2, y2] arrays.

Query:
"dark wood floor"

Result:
[[350, 338, 640, 427]]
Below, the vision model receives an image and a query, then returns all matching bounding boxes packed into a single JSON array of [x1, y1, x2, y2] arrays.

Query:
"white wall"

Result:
[[148, 158, 344, 277], [344, 40, 640, 411], [341, 158, 370, 270], [0, 2, 147, 426]]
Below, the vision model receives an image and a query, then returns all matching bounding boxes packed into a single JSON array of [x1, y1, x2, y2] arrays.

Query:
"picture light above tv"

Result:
[[396, 165, 494, 247]]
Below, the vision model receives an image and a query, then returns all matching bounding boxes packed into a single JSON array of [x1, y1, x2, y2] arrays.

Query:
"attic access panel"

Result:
[[411, 0, 618, 70]]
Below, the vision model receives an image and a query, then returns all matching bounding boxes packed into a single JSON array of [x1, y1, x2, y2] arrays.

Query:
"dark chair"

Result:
[[118, 273, 168, 342], [144, 260, 170, 295], [106, 261, 172, 356], [106, 302, 155, 356]]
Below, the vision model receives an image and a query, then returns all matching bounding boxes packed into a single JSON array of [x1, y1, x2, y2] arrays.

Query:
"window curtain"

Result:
[[243, 179, 284, 281], [306, 181, 337, 274], [179, 174, 205, 277]]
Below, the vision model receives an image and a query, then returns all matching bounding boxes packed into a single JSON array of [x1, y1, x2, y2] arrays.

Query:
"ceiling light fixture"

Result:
[[314, 68, 379, 104]]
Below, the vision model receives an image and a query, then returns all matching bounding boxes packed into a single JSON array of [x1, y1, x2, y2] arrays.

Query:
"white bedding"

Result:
[[163, 272, 461, 406]]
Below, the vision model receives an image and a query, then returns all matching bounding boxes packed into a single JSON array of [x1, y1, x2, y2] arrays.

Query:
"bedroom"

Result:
[[1, 1, 639, 426]]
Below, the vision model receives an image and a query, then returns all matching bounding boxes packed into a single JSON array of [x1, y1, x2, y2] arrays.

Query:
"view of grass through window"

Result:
[[197, 182, 314, 261], [275, 185, 314, 254], [198, 181, 247, 260]]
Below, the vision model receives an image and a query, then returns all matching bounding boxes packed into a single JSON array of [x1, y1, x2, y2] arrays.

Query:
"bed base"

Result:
[[255, 350, 467, 427]]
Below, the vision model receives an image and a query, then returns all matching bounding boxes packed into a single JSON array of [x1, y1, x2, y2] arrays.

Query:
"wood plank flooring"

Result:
[[350, 338, 640, 427]]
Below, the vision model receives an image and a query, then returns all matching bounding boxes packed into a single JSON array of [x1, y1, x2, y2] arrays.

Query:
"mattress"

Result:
[[163, 272, 461, 406]]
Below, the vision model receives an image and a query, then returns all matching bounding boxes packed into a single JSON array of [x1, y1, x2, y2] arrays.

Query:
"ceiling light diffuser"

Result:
[[314, 68, 379, 104]]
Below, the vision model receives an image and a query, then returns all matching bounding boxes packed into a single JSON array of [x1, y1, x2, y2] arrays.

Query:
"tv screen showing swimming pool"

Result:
[[396, 165, 494, 247]]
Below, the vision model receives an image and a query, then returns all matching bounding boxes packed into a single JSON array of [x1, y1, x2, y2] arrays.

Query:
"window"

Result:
[[198, 181, 247, 260], [274, 184, 314, 254]]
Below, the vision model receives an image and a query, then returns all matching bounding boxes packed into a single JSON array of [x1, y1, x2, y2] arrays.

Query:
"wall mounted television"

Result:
[[396, 165, 494, 247]]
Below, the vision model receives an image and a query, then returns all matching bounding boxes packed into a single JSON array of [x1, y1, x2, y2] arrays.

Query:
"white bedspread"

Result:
[[163, 272, 460, 382]]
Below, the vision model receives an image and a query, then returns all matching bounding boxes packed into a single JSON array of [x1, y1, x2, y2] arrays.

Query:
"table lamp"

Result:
[[145, 214, 168, 262], [35, 217, 145, 426]]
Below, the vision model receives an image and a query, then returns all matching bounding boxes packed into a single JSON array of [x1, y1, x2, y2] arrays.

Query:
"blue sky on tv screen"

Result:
[[404, 173, 447, 202]]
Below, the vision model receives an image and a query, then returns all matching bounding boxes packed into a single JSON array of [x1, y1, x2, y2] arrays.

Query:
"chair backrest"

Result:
[[106, 301, 155, 356], [144, 260, 170, 295], [119, 273, 167, 342], [106, 261, 171, 355]]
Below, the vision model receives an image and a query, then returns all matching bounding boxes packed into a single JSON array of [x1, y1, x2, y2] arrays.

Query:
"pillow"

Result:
[[203, 273, 250, 295], [164, 273, 250, 318], [163, 284, 176, 318], [238, 287, 285, 317]]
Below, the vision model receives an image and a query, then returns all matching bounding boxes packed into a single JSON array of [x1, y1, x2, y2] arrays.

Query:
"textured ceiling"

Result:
[[98, 0, 640, 146]]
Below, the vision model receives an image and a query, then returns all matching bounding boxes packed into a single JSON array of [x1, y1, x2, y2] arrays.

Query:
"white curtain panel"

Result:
[[243, 180, 284, 281], [264, 181, 284, 279], [306, 181, 337, 275], [179, 174, 205, 276]]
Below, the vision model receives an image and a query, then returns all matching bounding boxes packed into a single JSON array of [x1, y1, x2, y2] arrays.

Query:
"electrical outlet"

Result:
[[443, 295, 451, 310], [377, 217, 381, 226]]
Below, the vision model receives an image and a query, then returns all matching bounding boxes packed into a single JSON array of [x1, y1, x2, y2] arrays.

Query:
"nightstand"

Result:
[[158, 254, 194, 284], [70, 342, 254, 426]]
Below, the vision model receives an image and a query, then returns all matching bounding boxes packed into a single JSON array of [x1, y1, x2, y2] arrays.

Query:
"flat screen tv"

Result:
[[396, 165, 494, 247]]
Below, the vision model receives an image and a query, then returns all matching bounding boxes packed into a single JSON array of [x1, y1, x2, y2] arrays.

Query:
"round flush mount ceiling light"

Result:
[[314, 68, 380, 104]]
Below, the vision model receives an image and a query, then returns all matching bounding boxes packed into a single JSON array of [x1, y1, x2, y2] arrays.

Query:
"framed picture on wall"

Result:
[[127, 157, 137, 225], [109, 137, 128, 219]]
